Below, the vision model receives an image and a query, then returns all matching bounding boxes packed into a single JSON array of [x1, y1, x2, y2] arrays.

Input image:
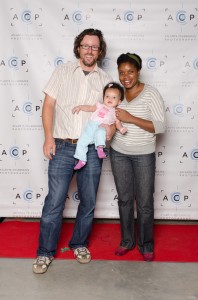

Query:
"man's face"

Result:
[[78, 35, 100, 70]]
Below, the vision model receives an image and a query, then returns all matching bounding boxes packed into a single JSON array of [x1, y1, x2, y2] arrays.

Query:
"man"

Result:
[[33, 28, 112, 274]]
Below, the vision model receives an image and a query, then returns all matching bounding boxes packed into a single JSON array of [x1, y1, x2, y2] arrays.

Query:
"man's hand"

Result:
[[43, 137, 56, 160]]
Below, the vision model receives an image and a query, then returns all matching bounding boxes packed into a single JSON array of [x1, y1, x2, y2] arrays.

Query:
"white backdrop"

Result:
[[0, 0, 198, 219]]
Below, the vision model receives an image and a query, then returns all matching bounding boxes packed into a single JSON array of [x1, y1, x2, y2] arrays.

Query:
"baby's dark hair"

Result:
[[117, 53, 142, 70], [103, 82, 124, 101]]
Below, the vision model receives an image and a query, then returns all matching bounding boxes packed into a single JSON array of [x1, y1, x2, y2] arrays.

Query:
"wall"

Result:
[[0, 0, 197, 219]]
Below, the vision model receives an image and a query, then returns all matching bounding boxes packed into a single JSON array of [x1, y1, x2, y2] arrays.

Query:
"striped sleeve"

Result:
[[43, 64, 64, 99], [148, 86, 166, 134]]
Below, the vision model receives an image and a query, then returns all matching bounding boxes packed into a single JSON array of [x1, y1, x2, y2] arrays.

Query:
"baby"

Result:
[[72, 82, 127, 170]]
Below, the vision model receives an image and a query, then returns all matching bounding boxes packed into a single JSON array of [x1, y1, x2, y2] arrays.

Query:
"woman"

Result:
[[110, 53, 166, 261]]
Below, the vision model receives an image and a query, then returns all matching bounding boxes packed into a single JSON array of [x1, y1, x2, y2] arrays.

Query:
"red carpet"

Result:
[[0, 221, 198, 262]]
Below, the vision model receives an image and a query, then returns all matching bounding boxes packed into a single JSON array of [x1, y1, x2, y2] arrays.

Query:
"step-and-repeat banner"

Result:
[[0, 0, 197, 219]]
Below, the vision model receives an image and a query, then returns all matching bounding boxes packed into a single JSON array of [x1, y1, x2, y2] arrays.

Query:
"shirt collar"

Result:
[[73, 60, 99, 73]]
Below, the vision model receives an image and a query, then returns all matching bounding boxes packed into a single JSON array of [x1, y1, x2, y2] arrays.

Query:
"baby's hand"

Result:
[[120, 127, 128, 135], [72, 106, 81, 114]]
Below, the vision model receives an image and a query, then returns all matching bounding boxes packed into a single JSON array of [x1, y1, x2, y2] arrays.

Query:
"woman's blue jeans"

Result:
[[37, 139, 102, 257], [110, 147, 155, 254]]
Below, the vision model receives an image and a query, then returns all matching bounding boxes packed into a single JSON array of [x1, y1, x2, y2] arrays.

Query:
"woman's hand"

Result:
[[115, 108, 132, 123], [116, 108, 155, 133], [100, 123, 116, 140]]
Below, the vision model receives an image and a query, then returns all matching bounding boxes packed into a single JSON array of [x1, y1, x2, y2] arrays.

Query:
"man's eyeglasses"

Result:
[[80, 44, 100, 51]]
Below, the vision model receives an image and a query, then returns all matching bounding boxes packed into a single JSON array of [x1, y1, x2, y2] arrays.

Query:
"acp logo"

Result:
[[165, 102, 194, 119], [176, 10, 194, 25], [9, 56, 27, 71], [14, 188, 42, 202], [62, 8, 93, 25], [12, 99, 42, 117], [0, 56, 28, 71], [162, 190, 191, 206], [182, 56, 198, 72], [113, 9, 144, 23], [171, 192, 189, 205], [180, 147, 198, 163], [10, 8, 42, 26], [173, 104, 186, 117], [72, 191, 80, 202], [0, 144, 29, 162], [9, 146, 28, 160], [146, 56, 167, 72], [165, 8, 197, 27]]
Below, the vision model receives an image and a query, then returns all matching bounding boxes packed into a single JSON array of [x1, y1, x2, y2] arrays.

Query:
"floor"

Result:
[[0, 259, 198, 300], [1, 219, 198, 300]]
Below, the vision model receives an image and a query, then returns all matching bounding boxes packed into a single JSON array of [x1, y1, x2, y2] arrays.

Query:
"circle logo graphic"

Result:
[[72, 191, 80, 202], [146, 58, 157, 70], [124, 11, 134, 22], [21, 10, 32, 23], [193, 58, 198, 70], [54, 57, 64, 67], [8, 57, 19, 70], [23, 102, 32, 115], [173, 104, 184, 116], [176, 11, 187, 25], [72, 11, 83, 24], [23, 190, 33, 201], [191, 149, 198, 161], [100, 58, 111, 70], [9, 146, 20, 159], [171, 192, 182, 205]]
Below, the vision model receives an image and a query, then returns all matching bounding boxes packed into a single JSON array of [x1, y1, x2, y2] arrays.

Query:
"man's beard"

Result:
[[82, 57, 97, 67]]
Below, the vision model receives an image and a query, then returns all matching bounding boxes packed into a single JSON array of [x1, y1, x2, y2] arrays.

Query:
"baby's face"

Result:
[[103, 88, 121, 108]]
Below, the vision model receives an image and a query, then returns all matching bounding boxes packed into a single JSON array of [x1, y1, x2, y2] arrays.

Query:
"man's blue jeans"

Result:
[[37, 139, 102, 257], [110, 147, 155, 254]]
